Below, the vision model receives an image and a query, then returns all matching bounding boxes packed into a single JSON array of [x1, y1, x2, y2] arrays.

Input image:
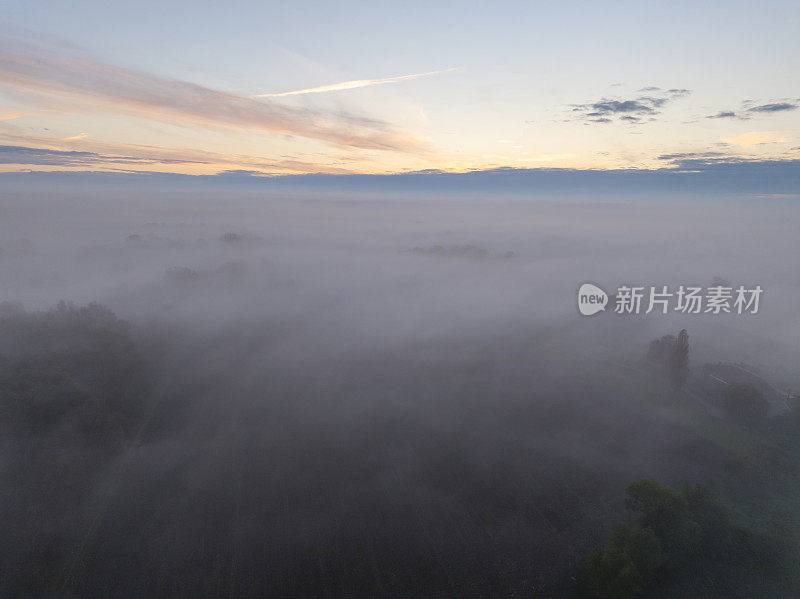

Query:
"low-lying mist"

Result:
[[1, 184, 799, 597]]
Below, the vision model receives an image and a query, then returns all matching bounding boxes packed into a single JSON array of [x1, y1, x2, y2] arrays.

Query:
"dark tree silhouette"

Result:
[[646, 334, 676, 364], [577, 479, 745, 599], [668, 329, 689, 389]]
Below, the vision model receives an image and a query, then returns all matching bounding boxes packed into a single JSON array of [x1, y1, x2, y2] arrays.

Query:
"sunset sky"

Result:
[[1, 0, 798, 176]]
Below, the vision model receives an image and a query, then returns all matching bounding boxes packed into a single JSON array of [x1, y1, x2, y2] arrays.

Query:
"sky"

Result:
[[0, 0, 799, 176]]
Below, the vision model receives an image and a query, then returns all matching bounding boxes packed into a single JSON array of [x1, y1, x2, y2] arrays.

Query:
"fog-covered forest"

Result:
[[2, 182, 800, 597]]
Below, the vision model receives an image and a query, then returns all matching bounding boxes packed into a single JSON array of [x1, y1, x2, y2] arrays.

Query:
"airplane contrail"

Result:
[[253, 68, 458, 98]]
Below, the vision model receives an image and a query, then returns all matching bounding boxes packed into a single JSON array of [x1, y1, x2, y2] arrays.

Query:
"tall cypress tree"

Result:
[[669, 329, 689, 389]]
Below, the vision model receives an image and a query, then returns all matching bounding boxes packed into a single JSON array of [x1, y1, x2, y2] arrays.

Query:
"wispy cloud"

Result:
[[253, 68, 457, 98], [0, 106, 34, 120], [0, 144, 207, 166], [0, 37, 425, 153], [569, 88, 691, 124], [704, 100, 798, 120], [0, 133, 358, 174], [747, 102, 797, 113], [658, 151, 729, 162]]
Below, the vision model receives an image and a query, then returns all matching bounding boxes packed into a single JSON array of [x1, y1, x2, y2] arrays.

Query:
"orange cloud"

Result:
[[0, 129, 359, 175], [0, 106, 33, 120], [0, 38, 425, 153]]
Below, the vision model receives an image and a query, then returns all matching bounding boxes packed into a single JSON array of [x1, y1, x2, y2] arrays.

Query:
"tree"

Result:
[[668, 329, 689, 389], [646, 334, 675, 364], [586, 543, 643, 599], [582, 522, 663, 599], [0, 302, 149, 595], [625, 480, 687, 540], [578, 480, 736, 597], [646, 330, 689, 390], [609, 523, 664, 581], [682, 483, 731, 555]]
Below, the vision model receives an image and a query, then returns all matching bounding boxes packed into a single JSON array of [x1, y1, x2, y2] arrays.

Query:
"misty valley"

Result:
[[2, 1, 799, 595], [1, 188, 800, 598]]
